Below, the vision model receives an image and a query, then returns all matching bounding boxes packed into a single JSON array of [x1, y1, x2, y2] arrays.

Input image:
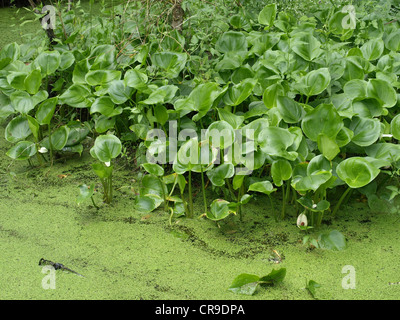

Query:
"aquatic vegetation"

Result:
[[0, 0, 399, 228], [306, 279, 322, 299], [228, 268, 286, 295], [90, 134, 122, 204], [1, 1, 400, 302]]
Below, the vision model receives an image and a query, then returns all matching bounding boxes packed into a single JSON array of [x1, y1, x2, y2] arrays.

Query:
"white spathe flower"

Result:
[[297, 213, 308, 228], [38, 147, 48, 154], [382, 134, 393, 138], [105, 161, 111, 167], [312, 203, 317, 209]]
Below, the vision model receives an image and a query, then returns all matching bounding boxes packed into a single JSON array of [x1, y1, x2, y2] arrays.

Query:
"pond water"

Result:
[[0, 6, 38, 48], [1, 0, 400, 300]]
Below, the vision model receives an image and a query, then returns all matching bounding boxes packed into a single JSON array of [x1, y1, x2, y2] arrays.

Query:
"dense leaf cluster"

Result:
[[0, 0, 399, 226]]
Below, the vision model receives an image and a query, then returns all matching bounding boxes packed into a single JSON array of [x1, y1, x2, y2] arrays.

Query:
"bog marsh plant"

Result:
[[90, 134, 122, 204], [306, 279, 322, 299], [0, 0, 399, 232], [228, 268, 286, 296]]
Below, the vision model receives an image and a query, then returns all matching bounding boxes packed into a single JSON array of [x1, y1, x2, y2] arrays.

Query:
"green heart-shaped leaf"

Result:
[[228, 273, 260, 295], [216, 31, 248, 54], [5, 115, 31, 143], [207, 199, 233, 221], [10, 91, 34, 114], [248, 180, 277, 195], [223, 78, 257, 107], [366, 78, 397, 108], [258, 127, 296, 160], [349, 116, 381, 147], [85, 70, 121, 86], [296, 68, 330, 97], [151, 52, 187, 78], [271, 159, 292, 187], [6, 140, 36, 160], [276, 96, 305, 123], [336, 157, 380, 188], [206, 163, 235, 187], [34, 51, 61, 75], [318, 230, 347, 251], [90, 134, 122, 163], [361, 39, 384, 61], [59, 84, 92, 108], [77, 184, 95, 204], [291, 33, 323, 62], [91, 96, 122, 117], [302, 103, 343, 142], [205, 121, 235, 150], [142, 163, 164, 177], [258, 3, 277, 28], [24, 69, 42, 95]]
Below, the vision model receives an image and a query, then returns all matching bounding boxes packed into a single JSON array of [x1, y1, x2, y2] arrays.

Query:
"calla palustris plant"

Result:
[[90, 134, 122, 204], [0, 1, 399, 231]]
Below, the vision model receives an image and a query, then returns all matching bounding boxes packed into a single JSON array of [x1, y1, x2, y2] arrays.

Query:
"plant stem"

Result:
[[343, 188, 353, 205], [40, 153, 48, 163], [311, 209, 314, 226], [36, 148, 43, 167], [181, 191, 190, 218], [332, 187, 352, 218], [318, 211, 324, 227], [48, 125, 53, 166], [100, 178, 107, 203], [237, 183, 243, 221], [168, 177, 178, 199], [91, 196, 99, 209], [200, 165, 207, 215], [313, 210, 322, 228], [108, 173, 113, 204], [286, 180, 291, 203], [159, 176, 168, 212], [241, 183, 245, 218], [281, 183, 286, 220], [188, 170, 193, 218], [226, 178, 236, 201], [168, 207, 174, 226], [292, 187, 298, 213], [313, 188, 320, 203], [99, 178, 105, 201]]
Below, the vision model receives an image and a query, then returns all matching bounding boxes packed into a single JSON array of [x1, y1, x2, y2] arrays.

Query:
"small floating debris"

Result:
[[267, 249, 284, 264]]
